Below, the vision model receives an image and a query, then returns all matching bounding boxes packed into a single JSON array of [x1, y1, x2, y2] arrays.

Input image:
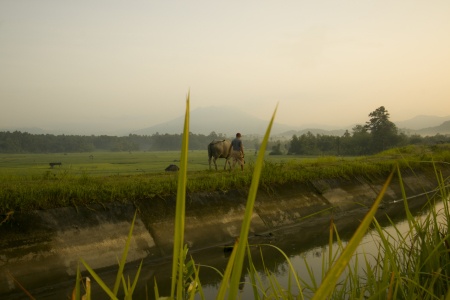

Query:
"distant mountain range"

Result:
[[2, 106, 449, 137], [408, 121, 450, 136], [0, 127, 67, 135], [130, 106, 301, 136], [395, 115, 450, 130]]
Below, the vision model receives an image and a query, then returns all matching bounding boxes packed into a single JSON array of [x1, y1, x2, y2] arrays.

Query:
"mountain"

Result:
[[413, 121, 450, 136], [0, 124, 135, 136], [131, 106, 300, 136], [276, 128, 347, 137], [0, 127, 67, 135], [394, 115, 450, 130]]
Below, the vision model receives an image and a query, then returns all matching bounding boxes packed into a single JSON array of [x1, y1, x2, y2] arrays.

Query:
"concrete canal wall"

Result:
[[1, 165, 449, 296]]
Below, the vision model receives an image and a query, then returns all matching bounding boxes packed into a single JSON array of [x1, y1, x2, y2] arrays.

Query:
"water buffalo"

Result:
[[208, 139, 232, 170]]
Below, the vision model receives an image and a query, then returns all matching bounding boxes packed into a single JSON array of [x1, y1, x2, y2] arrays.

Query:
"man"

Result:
[[229, 133, 245, 171]]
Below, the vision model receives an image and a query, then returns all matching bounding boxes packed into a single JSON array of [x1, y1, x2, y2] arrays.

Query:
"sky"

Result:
[[1, 1, 450, 134]]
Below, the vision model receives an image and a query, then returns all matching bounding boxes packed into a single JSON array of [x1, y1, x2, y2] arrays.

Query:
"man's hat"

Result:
[[236, 133, 241, 137]]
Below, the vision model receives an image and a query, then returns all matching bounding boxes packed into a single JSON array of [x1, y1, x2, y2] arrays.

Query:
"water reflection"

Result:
[[138, 196, 434, 300]]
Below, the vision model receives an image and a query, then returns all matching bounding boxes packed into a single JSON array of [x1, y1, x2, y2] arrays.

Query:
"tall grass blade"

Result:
[[188, 260, 199, 300], [246, 243, 261, 300], [386, 271, 395, 300], [260, 244, 304, 299], [6, 271, 36, 300], [311, 167, 396, 300], [85, 277, 91, 300], [170, 91, 190, 298], [79, 257, 119, 300], [193, 262, 206, 300], [328, 214, 333, 274], [73, 264, 81, 300], [227, 104, 278, 300], [217, 239, 239, 300], [154, 278, 159, 300], [129, 260, 143, 296], [267, 271, 279, 300], [111, 211, 137, 299], [120, 275, 129, 299]]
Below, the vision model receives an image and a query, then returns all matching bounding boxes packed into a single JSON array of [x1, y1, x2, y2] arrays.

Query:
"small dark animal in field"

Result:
[[49, 162, 62, 169], [165, 164, 179, 172], [89, 155, 93, 159], [208, 139, 232, 170]]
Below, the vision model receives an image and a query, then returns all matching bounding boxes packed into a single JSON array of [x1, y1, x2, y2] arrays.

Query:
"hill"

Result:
[[394, 115, 450, 130], [131, 106, 300, 136], [276, 128, 347, 137], [413, 121, 450, 136]]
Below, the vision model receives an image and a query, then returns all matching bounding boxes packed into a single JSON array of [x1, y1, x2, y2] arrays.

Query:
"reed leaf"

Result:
[[111, 211, 137, 299], [79, 257, 119, 300], [246, 243, 261, 300], [74, 264, 81, 300], [227, 104, 278, 300], [129, 260, 143, 296], [310, 167, 396, 300], [154, 278, 160, 300], [85, 277, 91, 300], [170, 91, 190, 298], [216, 239, 239, 300], [6, 271, 36, 300], [193, 262, 206, 300]]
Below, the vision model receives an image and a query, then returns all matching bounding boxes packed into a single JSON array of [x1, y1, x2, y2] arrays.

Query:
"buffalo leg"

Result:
[[209, 156, 212, 170], [224, 157, 231, 170], [214, 157, 218, 170]]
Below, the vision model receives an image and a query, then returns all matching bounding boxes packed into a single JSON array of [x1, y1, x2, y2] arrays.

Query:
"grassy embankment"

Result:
[[0, 145, 449, 215]]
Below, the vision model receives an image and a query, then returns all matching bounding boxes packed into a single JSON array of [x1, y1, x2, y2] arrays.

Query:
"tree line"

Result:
[[1, 107, 448, 154], [287, 106, 450, 156], [0, 131, 256, 153]]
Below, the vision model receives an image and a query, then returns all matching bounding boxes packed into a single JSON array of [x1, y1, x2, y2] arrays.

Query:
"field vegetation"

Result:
[[0, 150, 354, 176], [1, 143, 449, 215]]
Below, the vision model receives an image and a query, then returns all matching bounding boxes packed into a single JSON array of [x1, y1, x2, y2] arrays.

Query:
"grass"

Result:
[[1, 145, 450, 215], [0, 150, 353, 176]]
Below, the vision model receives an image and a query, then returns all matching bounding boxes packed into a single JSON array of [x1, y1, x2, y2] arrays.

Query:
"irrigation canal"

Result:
[[4, 192, 439, 300]]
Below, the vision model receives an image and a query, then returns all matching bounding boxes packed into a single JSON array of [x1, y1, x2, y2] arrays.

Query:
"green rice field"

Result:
[[0, 150, 355, 176], [1, 145, 449, 214]]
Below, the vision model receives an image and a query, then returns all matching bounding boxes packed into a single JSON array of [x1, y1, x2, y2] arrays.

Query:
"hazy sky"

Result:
[[1, 1, 449, 133]]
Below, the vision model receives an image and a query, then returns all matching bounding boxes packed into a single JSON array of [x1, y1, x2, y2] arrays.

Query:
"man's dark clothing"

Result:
[[231, 138, 243, 151]]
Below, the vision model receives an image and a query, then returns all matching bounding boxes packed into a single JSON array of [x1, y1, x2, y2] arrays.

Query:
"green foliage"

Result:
[[288, 106, 450, 156], [269, 143, 283, 155]]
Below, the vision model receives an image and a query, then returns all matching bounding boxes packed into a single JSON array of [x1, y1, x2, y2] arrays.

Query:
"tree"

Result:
[[208, 131, 218, 140], [350, 125, 371, 155], [269, 143, 282, 155], [365, 106, 399, 152], [352, 125, 367, 134]]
